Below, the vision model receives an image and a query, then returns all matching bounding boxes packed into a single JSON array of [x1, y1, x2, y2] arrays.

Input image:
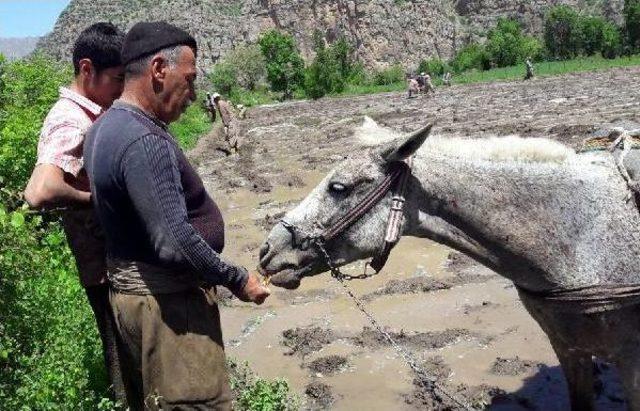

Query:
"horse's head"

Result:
[[259, 121, 432, 289]]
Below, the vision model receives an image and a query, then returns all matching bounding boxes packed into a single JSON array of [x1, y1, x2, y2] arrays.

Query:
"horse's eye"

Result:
[[329, 182, 348, 193]]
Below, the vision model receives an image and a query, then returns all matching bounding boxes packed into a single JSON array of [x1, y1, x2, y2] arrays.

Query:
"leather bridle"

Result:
[[279, 158, 413, 279]]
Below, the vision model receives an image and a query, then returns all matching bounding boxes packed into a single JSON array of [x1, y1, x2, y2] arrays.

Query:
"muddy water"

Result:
[[193, 68, 638, 409]]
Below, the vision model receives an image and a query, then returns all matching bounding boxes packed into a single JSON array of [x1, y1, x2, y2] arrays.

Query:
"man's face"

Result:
[[159, 46, 197, 124], [87, 66, 125, 109]]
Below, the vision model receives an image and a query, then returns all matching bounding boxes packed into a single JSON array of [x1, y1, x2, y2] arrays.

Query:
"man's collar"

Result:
[[59, 87, 102, 117], [111, 100, 168, 130]]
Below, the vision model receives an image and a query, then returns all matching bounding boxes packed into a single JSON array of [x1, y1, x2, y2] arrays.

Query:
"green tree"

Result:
[[450, 43, 490, 73], [329, 37, 353, 79], [258, 29, 305, 98], [0, 54, 5, 117], [624, 0, 640, 51], [304, 32, 355, 99], [544, 5, 581, 60], [579, 15, 606, 56], [601, 21, 623, 58], [226, 44, 266, 90], [208, 61, 237, 95], [485, 18, 541, 67]]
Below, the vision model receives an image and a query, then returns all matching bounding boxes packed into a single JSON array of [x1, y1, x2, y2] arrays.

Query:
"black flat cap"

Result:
[[121, 21, 197, 65]]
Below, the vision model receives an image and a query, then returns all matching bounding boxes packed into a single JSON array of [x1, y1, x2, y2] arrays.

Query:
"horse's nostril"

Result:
[[259, 242, 270, 261]]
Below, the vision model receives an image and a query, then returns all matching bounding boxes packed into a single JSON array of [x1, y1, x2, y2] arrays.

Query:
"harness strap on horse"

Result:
[[321, 162, 409, 242], [517, 283, 640, 314], [276, 157, 413, 282], [369, 157, 413, 272]]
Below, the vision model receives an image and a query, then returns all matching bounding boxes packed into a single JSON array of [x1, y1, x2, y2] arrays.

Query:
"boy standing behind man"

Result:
[[24, 22, 128, 405]]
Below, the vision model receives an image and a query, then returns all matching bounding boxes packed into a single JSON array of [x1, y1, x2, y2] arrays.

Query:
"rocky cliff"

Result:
[[37, 0, 623, 74]]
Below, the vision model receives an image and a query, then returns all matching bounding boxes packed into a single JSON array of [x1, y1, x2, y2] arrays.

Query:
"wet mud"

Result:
[[307, 355, 349, 376], [192, 67, 640, 410], [282, 326, 336, 357], [352, 327, 474, 350], [305, 381, 335, 409], [490, 357, 541, 377]]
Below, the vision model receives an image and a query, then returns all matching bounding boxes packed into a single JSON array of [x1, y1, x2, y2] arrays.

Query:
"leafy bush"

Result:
[[258, 30, 305, 98], [450, 43, 490, 73], [624, 0, 640, 51], [209, 60, 238, 96], [417, 58, 447, 76], [228, 360, 299, 411], [485, 18, 542, 67], [346, 62, 367, 85], [0, 207, 113, 410], [544, 5, 581, 60], [0, 55, 70, 206], [0, 55, 112, 410], [371, 64, 405, 85]]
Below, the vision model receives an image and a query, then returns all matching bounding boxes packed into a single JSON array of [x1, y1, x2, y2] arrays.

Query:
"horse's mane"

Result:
[[355, 116, 575, 164]]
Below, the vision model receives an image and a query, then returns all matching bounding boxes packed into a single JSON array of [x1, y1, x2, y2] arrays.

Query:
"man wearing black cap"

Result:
[[84, 21, 270, 410]]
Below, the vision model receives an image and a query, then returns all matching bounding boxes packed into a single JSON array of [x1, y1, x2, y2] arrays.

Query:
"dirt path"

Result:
[[191, 67, 640, 410]]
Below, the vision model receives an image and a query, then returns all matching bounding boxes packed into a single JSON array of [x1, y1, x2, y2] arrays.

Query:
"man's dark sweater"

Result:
[[84, 101, 248, 292]]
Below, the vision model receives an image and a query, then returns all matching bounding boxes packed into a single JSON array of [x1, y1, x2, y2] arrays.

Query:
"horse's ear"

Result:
[[380, 123, 433, 162]]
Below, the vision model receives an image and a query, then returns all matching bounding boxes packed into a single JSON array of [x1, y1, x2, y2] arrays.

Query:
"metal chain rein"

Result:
[[313, 239, 478, 411]]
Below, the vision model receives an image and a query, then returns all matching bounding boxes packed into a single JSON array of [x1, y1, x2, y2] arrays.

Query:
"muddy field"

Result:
[[190, 67, 640, 410]]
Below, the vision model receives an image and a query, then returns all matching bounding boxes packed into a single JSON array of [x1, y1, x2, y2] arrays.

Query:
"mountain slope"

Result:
[[37, 0, 623, 73]]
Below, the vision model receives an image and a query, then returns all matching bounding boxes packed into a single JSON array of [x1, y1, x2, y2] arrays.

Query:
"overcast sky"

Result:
[[0, 0, 71, 37]]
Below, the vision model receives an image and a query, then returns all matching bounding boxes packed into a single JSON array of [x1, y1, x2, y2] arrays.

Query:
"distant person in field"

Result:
[[443, 71, 452, 86], [416, 72, 426, 91], [423, 72, 436, 95], [23, 22, 128, 406], [407, 75, 420, 98], [212, 92, 241, 152], [204, 91, 216, 121], [525, 58, 535, 80], [84, 22, 270, 410]]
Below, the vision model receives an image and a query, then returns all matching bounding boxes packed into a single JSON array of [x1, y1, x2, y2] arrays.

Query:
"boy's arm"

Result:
[[24, 164, 90, 209]]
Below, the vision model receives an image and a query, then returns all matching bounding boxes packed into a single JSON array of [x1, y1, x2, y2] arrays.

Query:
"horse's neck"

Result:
[[404, 152, 640, 290]]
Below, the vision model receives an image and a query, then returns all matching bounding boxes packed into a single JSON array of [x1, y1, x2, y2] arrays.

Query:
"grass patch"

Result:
[[229, 86, 280, 107], [344, 54, 640, 94], [228, 54, 640, 105], [452, 54, 640, 85], [169, 102, 213, 150]]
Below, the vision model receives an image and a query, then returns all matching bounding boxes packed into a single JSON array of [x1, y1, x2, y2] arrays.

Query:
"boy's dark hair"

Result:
[[72, 22, 124, 75]]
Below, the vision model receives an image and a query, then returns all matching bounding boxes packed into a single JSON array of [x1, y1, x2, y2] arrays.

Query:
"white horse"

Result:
[[259, 119, 640, 410]]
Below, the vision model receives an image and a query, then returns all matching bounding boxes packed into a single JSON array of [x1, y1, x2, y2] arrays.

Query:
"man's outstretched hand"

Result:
[[233, 273, 270, 305]]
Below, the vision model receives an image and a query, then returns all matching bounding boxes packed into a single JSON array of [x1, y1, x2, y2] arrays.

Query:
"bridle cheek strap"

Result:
[[279, 158, 413, 281], [368, 157, 413, 273]]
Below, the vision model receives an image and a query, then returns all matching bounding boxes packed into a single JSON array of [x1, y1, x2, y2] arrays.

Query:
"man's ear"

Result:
[[379, 123, 433, 162], [150, 54, 168, 81]]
